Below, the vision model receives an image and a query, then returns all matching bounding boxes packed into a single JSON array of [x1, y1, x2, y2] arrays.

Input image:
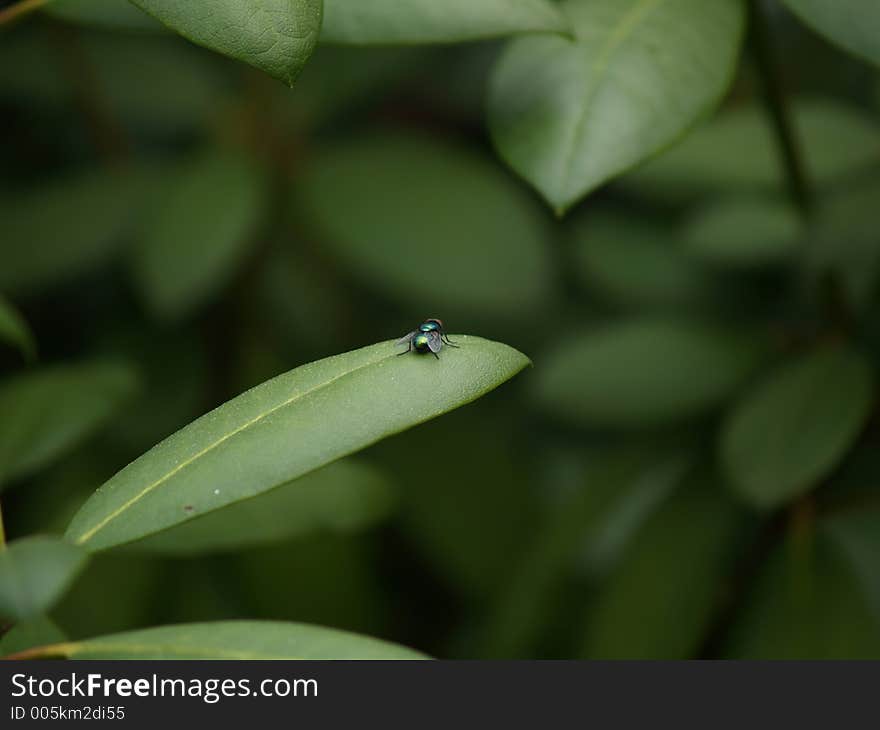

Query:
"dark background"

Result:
[[1, 2, 879, 659]]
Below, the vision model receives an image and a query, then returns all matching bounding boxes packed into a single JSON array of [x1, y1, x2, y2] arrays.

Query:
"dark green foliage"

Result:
[[1, 0, 880, 659]]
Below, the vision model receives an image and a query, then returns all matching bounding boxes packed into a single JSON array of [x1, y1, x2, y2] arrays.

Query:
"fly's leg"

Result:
[[443, 335, 459, 348], [433, 352, 439, 360], [397, 342, 412, 356]]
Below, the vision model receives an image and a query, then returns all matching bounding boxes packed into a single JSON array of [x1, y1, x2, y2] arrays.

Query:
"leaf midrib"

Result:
[[560, 0, 665, 199], [71, 348, 397, 546]]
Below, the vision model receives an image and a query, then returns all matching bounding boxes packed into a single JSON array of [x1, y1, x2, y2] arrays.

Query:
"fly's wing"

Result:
[[395, 331, 416, 346], [427, 330, 442, 353]]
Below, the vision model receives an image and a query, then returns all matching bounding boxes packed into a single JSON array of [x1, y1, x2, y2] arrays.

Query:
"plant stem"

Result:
[[0, 0, 50, 25], [748, 0, 813, 217]]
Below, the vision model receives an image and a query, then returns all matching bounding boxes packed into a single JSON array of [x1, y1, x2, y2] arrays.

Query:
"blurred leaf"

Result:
[[582, 481, 745, 659], [626, 98, 880, 201], [0, 169, 145, 295], [0, 361, 139, 488], [297, 131, 553, 318], [534, 319, 762, 428], [823, 508, 880, 622], [570, 212, 710, 309], [52, 551, 163, 637], [0, 616, 66, 656], [66, 336, 530, 551], [322, 0, 567, 44], [45, 0, 163, 30], [0, 536, 88, 622], [128, 460, 395, 554], [378, 408, 537, 602], [16, 620, 426, 659], [720, 345, 874, 509], [682, 196, 804, 268], [483, 443, 692, 657], [781, 0, 880, 68], [240, 533, 390, 636], [487, 0, 745, 212], [806, 181, 880, 312], [129, 0, 321, 85], [0, 294, 35, 360], [131, 150, 268, 321], [0, 31, 227, 134], [275, 45, 432, 131], [726, 531, 880, 658]]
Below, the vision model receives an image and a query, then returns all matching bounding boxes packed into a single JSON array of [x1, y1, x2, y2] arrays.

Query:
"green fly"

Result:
[[396, 318, 458, 359]]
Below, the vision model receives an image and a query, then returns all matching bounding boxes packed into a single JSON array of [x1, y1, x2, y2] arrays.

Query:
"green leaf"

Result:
[[625, 98, 880, 201], [720, 346, 874, 509], [726, 532, 880, 658], [129, 0, 322, 85], [0, 536, 88, 622], [533, 319, 762, 428], [127, 460, 395, 554], [0, 616, 66, 656], [297, 131, 553, 318], [482, 443, 692, 657], [131, 150, 269, 321], [487, 0, 745, 212], [822, 509, 880, 622], [0, 170, 145, 295], [322, 0, 568, 44], [0, 361, 139, 489], [65, 336, 530, 551], [45, 0, 163, 30], [781, 0, 880, 68], [16, 620, 426, 659], [378, 409, 537, 602], [582, 482, 745, 659], [570, 211, 710, 309], [682, 197, 804, 268], [0, 295, 35, 360], [806, 181, 880, 312]]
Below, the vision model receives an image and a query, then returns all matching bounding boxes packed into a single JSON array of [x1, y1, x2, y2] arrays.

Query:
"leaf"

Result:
[[0, 170, 145, 295], [726, 531, 880, 658], [13, 620, 427, 659], [570, 211, 710, 309], [376, 408, 537, 602], [45, 0, 163, 31], [129, 0, 322, 86], [487, 0, 745, 212], [582, 481, 745, 659], [720, 345, 874, 509], [239, 533, 390, 636], [805, 181, 880, 312], [0, 616, 66, 656], [65, 336, 530, 551], [533, 319, 762, 428], [482, 443, 692, 657], [127, 460, 396, 554], [297, 131, 553, 318], [822, 509, 880, 622], [625, 98, 880, 201], [322, 0, 568, 44], [131, 150, 269, 321], [0, 536, 88, 622], [0, 295, 35, 360], [0, 361, 139, 489], [682, 197, 804, 268], [781, 0, 880, 68]]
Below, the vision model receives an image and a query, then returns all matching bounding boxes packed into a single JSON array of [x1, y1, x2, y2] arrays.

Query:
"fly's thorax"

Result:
[[419, 319, 443, 333]]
